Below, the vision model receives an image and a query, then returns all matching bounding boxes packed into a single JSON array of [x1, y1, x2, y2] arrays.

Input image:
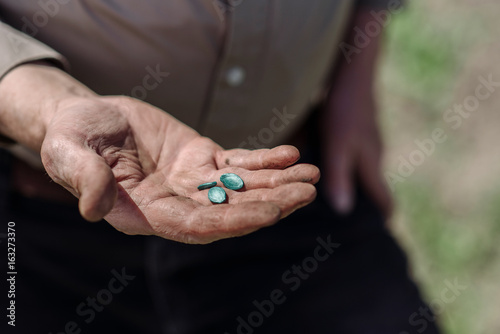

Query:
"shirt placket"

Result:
[[200, 0, 271, 148]]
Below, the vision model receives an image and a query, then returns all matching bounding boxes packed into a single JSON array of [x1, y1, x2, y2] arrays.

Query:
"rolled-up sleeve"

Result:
[[0, 21, 67, 79], [356, 0, 404, 9]]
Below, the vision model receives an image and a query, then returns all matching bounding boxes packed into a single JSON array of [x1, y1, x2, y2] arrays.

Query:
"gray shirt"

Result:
[[0, 0, 399, 149]]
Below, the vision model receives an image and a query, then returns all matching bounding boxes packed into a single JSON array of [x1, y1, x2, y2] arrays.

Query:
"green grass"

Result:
[[379, 2, 499, 334]]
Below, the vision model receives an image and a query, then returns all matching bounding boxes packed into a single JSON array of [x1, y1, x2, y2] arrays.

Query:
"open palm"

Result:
[[41, 96, 319, 243]]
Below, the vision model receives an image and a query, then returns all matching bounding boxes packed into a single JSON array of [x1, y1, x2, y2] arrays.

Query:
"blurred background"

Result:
[[378, 0, 500, 333]]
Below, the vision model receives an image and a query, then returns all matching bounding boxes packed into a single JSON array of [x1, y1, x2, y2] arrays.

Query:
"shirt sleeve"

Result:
[[0, 21, 68, 79], [355, 0, 404, 9]]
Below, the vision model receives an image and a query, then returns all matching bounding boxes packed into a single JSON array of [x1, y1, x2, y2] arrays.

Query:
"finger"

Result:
[[358, 148, 393, 218], [185, 202, 281, 243], [193, 164, 320, 192], [216, 145, 301, 170], [236, 164, 320, 189], [140, 196, 281, 244], [325, 150, 354, 214], [229, 183, 317, 218], [41, 137, 117, 222], [191, 182, 317, 218]]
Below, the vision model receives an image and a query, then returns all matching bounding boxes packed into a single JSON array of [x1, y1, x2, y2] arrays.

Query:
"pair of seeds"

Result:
[[197, 173, 244, 204]]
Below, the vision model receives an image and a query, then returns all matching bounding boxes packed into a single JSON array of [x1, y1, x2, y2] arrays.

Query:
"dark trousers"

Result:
[[0, 147, 440, 334]]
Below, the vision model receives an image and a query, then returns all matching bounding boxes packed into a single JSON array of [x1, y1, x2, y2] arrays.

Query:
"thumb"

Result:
[[41, 137, 117, 222], [358, 147, 393, 218], [325, 150, 354, 215]]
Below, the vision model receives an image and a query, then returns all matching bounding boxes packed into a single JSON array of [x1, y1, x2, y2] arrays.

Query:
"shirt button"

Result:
[[225, 66, 246, 87]]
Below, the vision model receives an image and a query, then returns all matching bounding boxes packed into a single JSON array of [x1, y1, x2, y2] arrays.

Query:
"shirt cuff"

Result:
[[0, 21, 68, 80]]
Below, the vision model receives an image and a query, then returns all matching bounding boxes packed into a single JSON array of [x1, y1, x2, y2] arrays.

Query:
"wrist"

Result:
[[0, 62, 97, 151]]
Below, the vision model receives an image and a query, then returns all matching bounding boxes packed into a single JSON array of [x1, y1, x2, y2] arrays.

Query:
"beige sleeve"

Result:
[[0, 21, 68, 79], [0, 22, 68, 148]]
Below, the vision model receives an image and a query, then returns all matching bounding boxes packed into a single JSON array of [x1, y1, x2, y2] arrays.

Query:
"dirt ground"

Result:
[[377, 0, 500, 333]]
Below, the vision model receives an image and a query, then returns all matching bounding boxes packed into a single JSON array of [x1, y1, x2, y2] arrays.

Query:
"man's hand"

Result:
[[43, 96, 319, 243], [321, 82, 391, 217], [321, 9, 392, 217], [0, 64, 319, 244]]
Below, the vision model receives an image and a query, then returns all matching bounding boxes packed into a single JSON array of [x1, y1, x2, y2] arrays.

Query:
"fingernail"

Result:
[[332, 192, 353, 215]]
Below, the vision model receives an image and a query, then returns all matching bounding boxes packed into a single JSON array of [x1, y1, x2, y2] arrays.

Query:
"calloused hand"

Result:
[[41, 96, 320, 244]]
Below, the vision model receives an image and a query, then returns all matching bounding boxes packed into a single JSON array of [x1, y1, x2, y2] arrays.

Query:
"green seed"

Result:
[[220, 173, 244, 190], [208, 187, 227, 204], [197, 181, 217, 190]]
